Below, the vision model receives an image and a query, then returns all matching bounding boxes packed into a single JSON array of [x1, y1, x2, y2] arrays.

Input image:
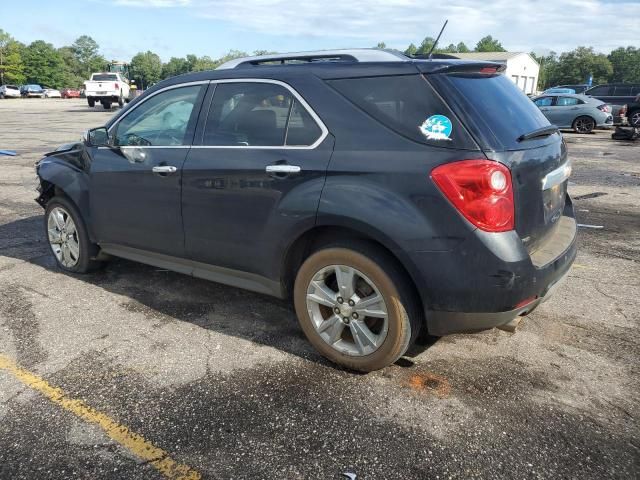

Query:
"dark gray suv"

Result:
[[35, 49, 577, 371]]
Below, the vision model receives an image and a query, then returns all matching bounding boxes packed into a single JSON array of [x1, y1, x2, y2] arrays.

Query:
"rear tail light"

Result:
[[597, 104, 611, 113], [115, 83, 119, 89], [619, 104, 627, 116], [431, 159, 514, 232]]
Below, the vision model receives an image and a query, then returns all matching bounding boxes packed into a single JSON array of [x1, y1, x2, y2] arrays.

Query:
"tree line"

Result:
[[1, 28, 638, 91]]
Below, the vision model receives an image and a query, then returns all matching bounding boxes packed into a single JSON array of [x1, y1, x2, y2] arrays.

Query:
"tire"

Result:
[[629, 110, 640, 128], [0, 93, 4, 99], [573, 116, 595, 134], [88, 97, 95, 108], [44, 196, 102, 273], [102, 100, 111, 110], [293, 242, 421, 372]]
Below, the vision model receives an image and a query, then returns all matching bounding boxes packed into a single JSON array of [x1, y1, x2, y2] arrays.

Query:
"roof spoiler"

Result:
[[418, 61, 507, 75]]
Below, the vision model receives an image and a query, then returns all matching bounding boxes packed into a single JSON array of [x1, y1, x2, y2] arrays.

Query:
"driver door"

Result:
[[89, 83, 207, 257]]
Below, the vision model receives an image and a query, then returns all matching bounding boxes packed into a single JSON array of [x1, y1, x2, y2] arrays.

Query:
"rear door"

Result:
[[90, 82, 207, 256], [427, 68, 571, 253], [182, 80, 333, 279]]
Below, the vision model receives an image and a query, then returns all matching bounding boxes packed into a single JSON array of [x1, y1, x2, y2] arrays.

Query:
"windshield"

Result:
[[92, 74, 118, 81], [430, 73, 553, 151]]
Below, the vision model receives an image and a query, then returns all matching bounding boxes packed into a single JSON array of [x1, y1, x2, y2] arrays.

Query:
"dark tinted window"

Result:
[[431, 73, 551, 150], [556, 97, 580, 106], [286, 100, 322, 146], [328, 74, 476, 149], [613, 86, 632, 96], [534, 97, 554, 106], [92, 74, 118, 81], [114, 85, 202, 146], [631, 86, 640, 95], [586, 86, 611, 96], [204, 83, 292, 146]]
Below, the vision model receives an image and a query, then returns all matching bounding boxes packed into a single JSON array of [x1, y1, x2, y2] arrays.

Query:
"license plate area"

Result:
[[542, 181, 567, 223], [96, 91, 107, 95]]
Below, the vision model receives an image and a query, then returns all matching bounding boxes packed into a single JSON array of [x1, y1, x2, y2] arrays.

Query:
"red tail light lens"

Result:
[[431, 159, 514, 232], [619, 104, 627, 115], [597, 104, 611, 113], [115, 83, 119, 90]]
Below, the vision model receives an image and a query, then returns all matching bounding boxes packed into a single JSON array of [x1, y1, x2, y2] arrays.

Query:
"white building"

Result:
[[453, 52, 540, 95]]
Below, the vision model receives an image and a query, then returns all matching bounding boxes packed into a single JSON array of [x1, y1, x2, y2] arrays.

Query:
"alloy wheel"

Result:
[[575, 117, 594, 133], [305, 264, 389, 356], [47, 207, 80, 268], [631, 111, 640, 128]]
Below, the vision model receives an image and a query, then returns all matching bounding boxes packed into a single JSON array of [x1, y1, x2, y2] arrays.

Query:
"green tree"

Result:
[[416, 37, 436, 55], [531, 51, 558, 89], [192, 55, 217, 71], [549, 47, 612, 85], [404, 43, 417, 56], [23, 40, 65, 88], [58, 46, 84, 87], [475, 35, 506, 52], [456, 42, 470, 53], [130, 50, 162, 89], [161, 56, 189, 79], [376, 42, 387, 49], [71, 35, 106, 79], [608, 46, 640, 83], [0, 30, 25, 84]]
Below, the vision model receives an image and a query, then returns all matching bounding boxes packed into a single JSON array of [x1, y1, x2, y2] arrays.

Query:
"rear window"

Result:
[[430, 73, 553, 151], [92, 74, 118, 81], [327, 75, 477, 149]]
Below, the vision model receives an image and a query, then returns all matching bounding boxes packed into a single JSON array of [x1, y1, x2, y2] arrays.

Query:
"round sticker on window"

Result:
[[419, 115, 452, 141]]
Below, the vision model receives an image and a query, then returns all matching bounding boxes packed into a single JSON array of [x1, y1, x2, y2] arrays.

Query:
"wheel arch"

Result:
[[281, 222, 427, 328]]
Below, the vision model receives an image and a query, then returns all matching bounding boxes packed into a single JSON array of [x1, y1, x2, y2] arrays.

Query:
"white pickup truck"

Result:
[[84, 72, 130, 109]]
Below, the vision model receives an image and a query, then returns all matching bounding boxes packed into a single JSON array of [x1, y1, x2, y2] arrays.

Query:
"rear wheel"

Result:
[[629, 110, 640, 128], [44, 197, 102, 273], [294, 243, 420, 372], [573, 116, 595, 134], [88, 97, 95, 107], [102, 100, 111, 110]]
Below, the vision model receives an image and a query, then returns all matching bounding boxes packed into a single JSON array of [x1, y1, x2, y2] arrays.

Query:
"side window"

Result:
[[285, 100, 322, 146], [535, 97, 553, 107], [204, 83, 293, 146], [586, 86, 611, 96], [556, 97, 579, 106], [114, 85, 202, 146], [613, 86, 632, 96], [631, 86, 640, 96]]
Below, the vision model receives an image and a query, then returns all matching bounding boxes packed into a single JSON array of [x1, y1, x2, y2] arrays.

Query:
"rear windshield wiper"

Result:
[[517, 125, 559, 142]]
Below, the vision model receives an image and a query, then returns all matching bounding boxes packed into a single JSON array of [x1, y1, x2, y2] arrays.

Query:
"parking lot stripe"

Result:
[[0, 354, 201, 480]]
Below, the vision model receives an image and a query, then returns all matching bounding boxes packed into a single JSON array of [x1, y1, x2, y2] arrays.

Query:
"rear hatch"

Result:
[[424, 64, 570, 254]]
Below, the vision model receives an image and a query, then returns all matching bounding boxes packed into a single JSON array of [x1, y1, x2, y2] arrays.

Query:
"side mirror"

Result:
[[85, 127, 111, 147]]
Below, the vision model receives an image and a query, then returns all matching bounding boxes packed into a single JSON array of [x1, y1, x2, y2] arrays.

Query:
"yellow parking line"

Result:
[[0, 354, 201, 480]]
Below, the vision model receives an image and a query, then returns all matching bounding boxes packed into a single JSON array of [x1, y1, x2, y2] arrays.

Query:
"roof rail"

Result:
[[216, 48, 408, 70]]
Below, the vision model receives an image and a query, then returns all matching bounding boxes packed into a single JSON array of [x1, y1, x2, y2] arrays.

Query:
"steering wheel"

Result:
[[119, 133, 152, 147]]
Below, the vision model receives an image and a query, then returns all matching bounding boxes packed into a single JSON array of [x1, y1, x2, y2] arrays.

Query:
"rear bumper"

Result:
[[411, 200, 577, 336]]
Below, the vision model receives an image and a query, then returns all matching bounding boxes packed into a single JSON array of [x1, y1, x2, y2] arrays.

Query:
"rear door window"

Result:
[[534, 97, 554, 107], [586, 86, 612, 96], [556, 97, 580, 106], [327, 75, 477, 149], [613, 86, 632, 96]]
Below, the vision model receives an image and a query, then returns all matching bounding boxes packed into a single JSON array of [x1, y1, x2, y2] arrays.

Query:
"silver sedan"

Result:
[[532, 93, 613, 134]]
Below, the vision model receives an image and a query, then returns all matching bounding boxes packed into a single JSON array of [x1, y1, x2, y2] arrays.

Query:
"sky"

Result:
[[3, 0, 639, 62]]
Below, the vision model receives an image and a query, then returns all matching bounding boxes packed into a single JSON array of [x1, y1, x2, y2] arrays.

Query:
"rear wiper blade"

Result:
[[517, 125, 559, 142]]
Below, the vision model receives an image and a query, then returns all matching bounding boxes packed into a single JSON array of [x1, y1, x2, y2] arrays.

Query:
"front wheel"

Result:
[[629, 110, 640, 128], [294, 244, 420, 372], [88, 97, 95, 107], [45, 197, 102, 273], [573, 116, 595, 134]]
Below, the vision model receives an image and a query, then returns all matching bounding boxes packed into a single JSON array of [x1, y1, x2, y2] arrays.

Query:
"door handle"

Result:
[[265, 165, 301, 174], [152, 165, 177, 174]]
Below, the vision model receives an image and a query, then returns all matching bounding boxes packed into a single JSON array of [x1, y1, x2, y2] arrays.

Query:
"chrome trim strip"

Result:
[[541, 161, 572, 190], [266, 165, 301, 173], [106, 78, 328, 151]]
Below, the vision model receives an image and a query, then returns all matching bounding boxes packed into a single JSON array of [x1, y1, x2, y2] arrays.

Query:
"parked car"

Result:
[[43, 88, 62, 98], [0, 85, 21, 98], [35, 49, 576, 371], [84, 72, 130, 109], [543, 87, 576, 94], [532, 93, 613, 133], [551, 84, 589, 94], [624, 94, 640, 127], [61, 88, 81, 99], [584, 83, 640, 124], [20, 84, 44, 98]]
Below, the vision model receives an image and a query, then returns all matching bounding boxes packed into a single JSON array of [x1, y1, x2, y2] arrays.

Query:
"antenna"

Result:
[[427, 19, 449, 59]]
